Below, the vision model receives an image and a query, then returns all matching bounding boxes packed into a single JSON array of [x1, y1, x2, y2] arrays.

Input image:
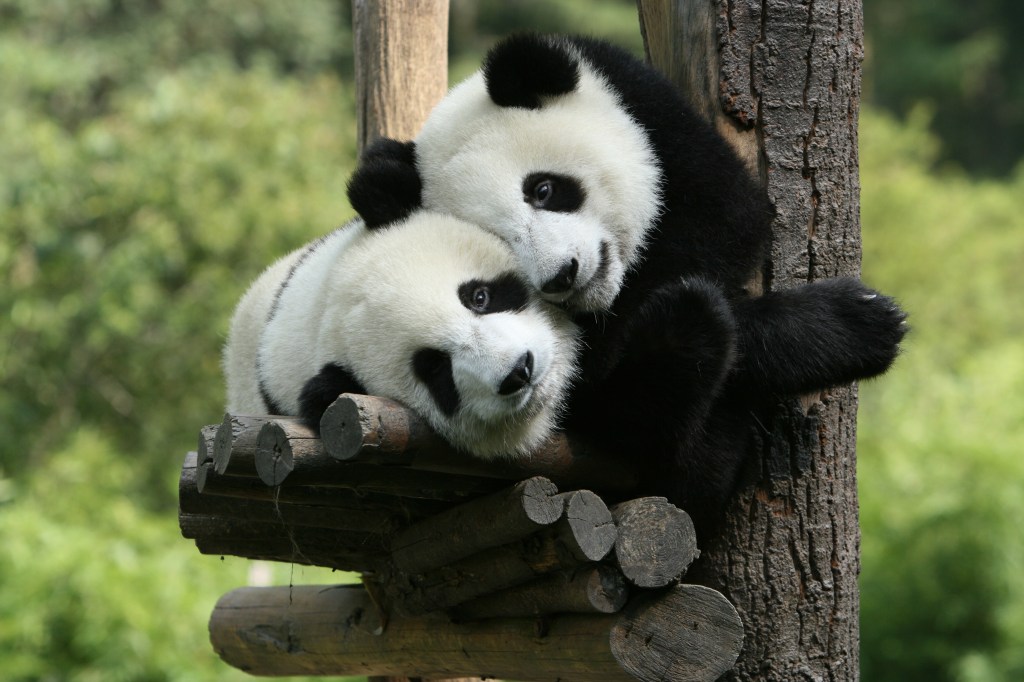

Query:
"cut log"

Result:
[[179, 462, 404, 536], [611, 497, 699, 588], [212, 414, 287, 476], [209, 582, 743, 681], [387, 491, 615, 616], [389, 476, 563, 574], [253, 417, 321, 486], [197, 424, 219, 467], [321, 393, 640, 494], [192, 461, 450, 521], [557, 489, 618, 562], [253, 418, 505, 500], [181, 513, 387, 573], [450, 564, 629, 621]]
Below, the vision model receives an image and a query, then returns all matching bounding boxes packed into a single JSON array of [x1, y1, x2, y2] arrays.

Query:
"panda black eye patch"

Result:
[[458, 274, 530, 314], [412, 348, 460, 417], [522, 173, 585, 212]]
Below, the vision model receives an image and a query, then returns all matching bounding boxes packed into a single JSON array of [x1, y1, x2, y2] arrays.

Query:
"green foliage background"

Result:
[[1, 1, 1022, 680]]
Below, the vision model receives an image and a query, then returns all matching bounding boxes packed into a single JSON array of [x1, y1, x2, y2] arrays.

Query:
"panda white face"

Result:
[[415, 51, 661, 312], [313, 216, 579, 458]]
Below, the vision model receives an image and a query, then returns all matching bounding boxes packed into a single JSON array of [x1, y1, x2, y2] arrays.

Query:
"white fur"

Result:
[[223, 214, 578, 459], [415, 41, 661, 312]]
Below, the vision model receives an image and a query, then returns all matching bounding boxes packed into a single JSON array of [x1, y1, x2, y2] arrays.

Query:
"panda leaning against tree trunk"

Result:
[[348, 30, 905, 549]]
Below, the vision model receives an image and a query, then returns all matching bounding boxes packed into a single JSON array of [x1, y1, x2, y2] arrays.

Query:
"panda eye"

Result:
[[459, 276, 527, 314], [522, 172, 585, 212], [471, 286, 490, 312], [532, 179, 553, 206]]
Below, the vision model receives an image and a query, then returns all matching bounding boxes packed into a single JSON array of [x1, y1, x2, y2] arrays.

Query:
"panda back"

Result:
[[256, 223, 368, 415]]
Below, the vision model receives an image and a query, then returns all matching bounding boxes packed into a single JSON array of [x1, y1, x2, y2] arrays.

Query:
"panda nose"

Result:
[[498, 351, 534, 395], [540, 259, 578, 294]]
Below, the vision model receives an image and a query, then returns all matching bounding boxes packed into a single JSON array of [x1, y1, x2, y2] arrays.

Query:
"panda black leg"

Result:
[[297, 363, 368, 434], [732, 277, 908, 396]]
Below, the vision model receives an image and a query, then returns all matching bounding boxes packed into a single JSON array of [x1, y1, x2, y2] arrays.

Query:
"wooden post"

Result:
[[353, 4, 452, 679], [637, 0, 865, 677], [353, 0, 450, 154]]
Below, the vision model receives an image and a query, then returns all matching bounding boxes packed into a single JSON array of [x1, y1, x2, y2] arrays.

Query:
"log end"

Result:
[[519, 476, 564, 526], [563, 490, 617, 562], [613, 497, 699, 588], [254, 421, 296, 486], [610, 584, 743, 682], [321, 394, 368, 461]]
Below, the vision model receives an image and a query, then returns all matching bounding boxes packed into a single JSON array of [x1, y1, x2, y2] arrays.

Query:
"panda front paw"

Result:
[[733, 277, 908, 395], [835, 279, 909, 376]]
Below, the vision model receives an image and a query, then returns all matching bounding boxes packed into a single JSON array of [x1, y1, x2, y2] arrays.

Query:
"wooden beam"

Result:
[[321, 393, 641, 494], [209, 583, 743, 681]]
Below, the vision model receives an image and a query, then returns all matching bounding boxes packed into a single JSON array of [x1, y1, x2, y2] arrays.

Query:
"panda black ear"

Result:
[[346, 138, 422, 229], [483, 33, 579, 109]]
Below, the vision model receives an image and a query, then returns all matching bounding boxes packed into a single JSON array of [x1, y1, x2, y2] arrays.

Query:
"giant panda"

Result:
[[222, 210, 579, 459], [353, 33, 907, 537]]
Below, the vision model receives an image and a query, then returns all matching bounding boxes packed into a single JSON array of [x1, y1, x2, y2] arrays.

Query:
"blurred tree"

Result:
[[863, 0, 1024, 176], [858, 108, 1024, 681]]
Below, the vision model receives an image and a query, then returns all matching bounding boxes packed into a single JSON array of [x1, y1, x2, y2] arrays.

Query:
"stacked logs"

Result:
[[180, 393, 743, 681]]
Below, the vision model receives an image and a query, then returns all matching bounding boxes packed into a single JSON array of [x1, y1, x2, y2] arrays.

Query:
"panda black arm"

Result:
[[297, 363, 369, 434], [346, 138, 422, 229], [568, 277, 738, 455], [731, 277, 908, 397]]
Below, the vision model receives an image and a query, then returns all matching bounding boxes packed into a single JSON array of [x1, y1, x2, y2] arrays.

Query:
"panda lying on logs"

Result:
[[353, 33, 908, 539], [222, 208, 578, 459]]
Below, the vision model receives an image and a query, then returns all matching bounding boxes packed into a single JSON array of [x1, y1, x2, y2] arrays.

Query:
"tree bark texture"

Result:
[[638, 0, 865, 678], [353, 0, 449, 154]]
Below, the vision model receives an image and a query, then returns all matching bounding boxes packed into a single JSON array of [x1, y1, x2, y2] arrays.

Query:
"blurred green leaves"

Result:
[[1, 36, 359, 501], [858, 109, 1024, 681], [864, 0, 1024, 176]]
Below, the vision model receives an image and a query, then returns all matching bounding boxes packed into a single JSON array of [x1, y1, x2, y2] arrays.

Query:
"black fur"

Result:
[[356, 35, 908, 542], [483, 33, 580, 109], [412, 348, 460, 417], [297, 362, 368, 433], [347, 138, 422, 228], [458, 274, 530, 314], [484, 35, 907, 540]]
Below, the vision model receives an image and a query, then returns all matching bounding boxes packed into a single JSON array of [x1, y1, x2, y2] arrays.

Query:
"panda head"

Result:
[[407, 33, 662, 313], [323, 213, 579, 458]]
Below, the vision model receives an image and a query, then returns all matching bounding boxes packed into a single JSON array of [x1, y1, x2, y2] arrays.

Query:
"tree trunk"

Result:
[[638, 0, 865, 678]]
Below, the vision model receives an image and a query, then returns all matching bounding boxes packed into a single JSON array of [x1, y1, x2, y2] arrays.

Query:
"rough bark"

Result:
[[637, 0, 865, 678]]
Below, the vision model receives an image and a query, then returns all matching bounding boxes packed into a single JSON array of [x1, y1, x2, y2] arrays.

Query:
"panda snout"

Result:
[[540, 258, 579, 295], [498, 351, 534, 395]]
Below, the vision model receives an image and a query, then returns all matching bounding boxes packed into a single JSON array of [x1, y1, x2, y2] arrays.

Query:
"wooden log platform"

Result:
[[181, 399, 744, 681]]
